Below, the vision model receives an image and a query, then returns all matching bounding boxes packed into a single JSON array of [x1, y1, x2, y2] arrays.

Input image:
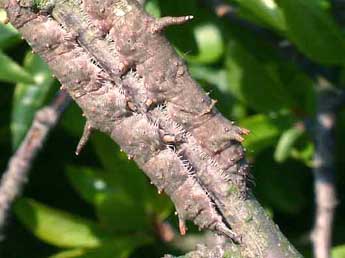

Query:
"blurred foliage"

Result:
[[0, 0, 345, 257]]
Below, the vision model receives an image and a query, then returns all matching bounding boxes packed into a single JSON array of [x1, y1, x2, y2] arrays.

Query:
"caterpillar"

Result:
[[5, 0, 251, 241]]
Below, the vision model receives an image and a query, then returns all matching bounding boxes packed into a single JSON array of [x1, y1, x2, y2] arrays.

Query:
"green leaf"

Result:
[[225, 39, 294, 112], [277, 0, 345, 65], [0, 10, 21, 49], [14, 198, 109, 248], [50, 249, 85, 258], [67, 166, 149, 232], [11, 52, 55, 148], [224, 23, 315, 114], [145, 0, 161, 18], [274, 126, 305, 163], [290, 141, 315, 167], [67, 165, 172, 233], [66, 166, 117, 205], [91, 133, 149, 202], [254, 155, 308, 214], [50, 246, 129, 258], [240, 112, 294, 154], [232, 0, 286, 31], [97, 195, 149, 232], [277, 67, 315, 115], [0, 50, 34, 84], [50, 237, 152, 258], [0, 24, 20, 49], [332, 245, 345, 258], [189, 66, 228, 92], [186, 22, 224, 64]]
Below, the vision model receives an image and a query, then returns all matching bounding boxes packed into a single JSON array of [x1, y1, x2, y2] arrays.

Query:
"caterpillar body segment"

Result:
[[143, 148, 235, 239], [110, 113, 163, 164]]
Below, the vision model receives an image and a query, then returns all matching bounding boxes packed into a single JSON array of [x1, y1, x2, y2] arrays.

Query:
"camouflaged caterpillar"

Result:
[[5, 0, 250, 241]]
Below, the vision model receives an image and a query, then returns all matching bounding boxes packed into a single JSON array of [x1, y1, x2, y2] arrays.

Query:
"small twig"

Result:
[[0, 90, 71, 235], [311, 78, 341, 258]]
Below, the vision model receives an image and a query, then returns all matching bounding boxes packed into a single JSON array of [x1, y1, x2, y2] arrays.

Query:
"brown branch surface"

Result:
[[1, 0, 302, 257], [0, 91, 71, 232]]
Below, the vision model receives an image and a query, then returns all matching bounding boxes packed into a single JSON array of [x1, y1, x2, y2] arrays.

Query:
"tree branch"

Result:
[[0, 90, 71, 235], [1, 0, 302, 256], [311, 78, 341, 258]]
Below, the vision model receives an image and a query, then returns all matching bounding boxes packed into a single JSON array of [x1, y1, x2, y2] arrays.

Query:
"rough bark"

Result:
[[1, 0, 302, 257]]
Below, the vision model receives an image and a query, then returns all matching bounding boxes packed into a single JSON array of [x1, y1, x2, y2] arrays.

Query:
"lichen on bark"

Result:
[[1, 0, 302, 257]]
